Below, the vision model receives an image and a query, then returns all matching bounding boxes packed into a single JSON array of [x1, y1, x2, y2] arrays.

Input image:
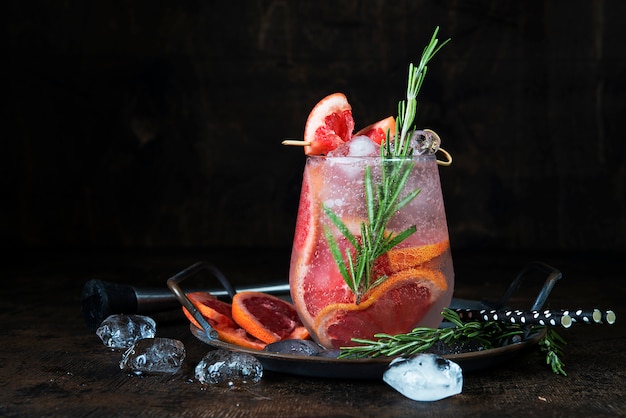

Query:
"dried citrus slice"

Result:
[[312, 269, 448, 349], [303, 92, 354, 155], [232, 291, 309, 344], [355, 116, 396, 145], [183, 292, 266, 350]]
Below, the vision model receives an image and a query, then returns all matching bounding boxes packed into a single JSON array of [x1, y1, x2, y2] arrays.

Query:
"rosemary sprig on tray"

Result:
[[539, 327, 567, 376], [323, 28, 449, 303], [339, 308, 568, 376]]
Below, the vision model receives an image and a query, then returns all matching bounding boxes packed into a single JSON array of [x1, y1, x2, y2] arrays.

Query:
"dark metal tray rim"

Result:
[[190, 323, 545, 379]]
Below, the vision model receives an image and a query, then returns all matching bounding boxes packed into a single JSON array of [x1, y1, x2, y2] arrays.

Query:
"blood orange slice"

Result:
[[183, 292, 266, 350], [312, 269, 448, 348], [372, 240, 450, 277], [303, 93, 354, 155], [232, 292, 309, 344], [355, 116, 396, 145]]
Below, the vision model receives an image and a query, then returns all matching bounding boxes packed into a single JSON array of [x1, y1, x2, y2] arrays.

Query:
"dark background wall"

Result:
[[3, 1, 625, 254]]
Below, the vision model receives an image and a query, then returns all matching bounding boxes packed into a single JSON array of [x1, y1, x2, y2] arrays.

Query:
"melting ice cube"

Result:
[[410, 130, 440, 155], [327, 135, 379, 157], [195, 349, 263, 385], [347, 135, 379, 156], [383, 353, 463, 401], [96, 314, 156, 348], [119, 337, 186, 375]]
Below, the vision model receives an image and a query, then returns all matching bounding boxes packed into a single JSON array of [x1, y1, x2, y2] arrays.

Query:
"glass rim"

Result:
[[305, 153, 437, 161]]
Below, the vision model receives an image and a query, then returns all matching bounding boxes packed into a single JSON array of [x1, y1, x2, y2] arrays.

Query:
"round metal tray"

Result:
[[168, 261, 561, 379], [190, 323, 545, 379]]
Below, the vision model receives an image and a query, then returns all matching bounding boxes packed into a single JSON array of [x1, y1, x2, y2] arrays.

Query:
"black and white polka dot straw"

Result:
[[453, 308, 616, 328]]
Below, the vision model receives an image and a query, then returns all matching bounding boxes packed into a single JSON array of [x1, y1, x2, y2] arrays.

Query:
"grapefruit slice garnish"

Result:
[[355, 116, 396, 145], [312, 269, 448, 349], [232, 291, 309, 344], [303, 92, 354, 155], [182, 292, 266, 350], [289, 160, 325, 329], [292, 163, 322, 257], [291, 225, 360, 330]]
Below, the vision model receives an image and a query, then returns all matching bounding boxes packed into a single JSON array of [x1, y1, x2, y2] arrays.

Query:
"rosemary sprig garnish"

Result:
[[393, 27, 450, 157], [322, 162, 419, 303], [324, 28, 449, 303], [339, 308, 568, 376]]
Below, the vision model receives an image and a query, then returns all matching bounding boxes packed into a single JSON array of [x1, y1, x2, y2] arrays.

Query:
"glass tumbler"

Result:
[[289, 154, 454, 349]]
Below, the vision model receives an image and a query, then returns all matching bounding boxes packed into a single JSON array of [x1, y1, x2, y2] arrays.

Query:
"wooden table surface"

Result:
[[1, 249, 624, 417]]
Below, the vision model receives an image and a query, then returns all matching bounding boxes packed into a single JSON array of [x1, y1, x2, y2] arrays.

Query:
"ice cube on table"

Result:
[[383, 353, 463, 401], [119, 337, 186, 375], [195, 349, 263, 385], [96, 314, 156, 349]]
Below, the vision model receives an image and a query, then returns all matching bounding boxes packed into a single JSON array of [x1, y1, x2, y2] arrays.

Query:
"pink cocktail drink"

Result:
[[289, 154, 454, 349]]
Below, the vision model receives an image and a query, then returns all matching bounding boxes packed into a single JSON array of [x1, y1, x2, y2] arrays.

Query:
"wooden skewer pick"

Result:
[[282, 139, 311, 146]]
